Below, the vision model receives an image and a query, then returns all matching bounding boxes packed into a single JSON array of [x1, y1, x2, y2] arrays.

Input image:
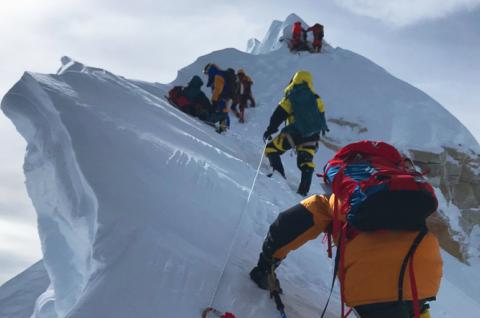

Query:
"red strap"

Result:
[[338, 224, 348, 318], [321, 232, 333, 259], [332, 192, 341, 240], [344, 307, 353, 318], [409, 253, 420, 318], [327, 233, 333, 259]]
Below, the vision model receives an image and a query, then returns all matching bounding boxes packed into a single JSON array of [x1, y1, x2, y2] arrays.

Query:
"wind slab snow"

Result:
[[1, 14, 480, 318]]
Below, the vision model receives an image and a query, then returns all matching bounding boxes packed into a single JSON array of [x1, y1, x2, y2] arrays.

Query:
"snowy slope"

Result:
[[2, 15, 480, 318], [0, 261, 49, 318], [175, 49, 478, 155], [2, 61, 336, 318]]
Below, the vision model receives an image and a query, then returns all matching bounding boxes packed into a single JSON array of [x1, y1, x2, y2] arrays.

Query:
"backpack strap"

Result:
[[320, 226, 342, 318], [323, 225, 333, 259], [409, 251, 420, 318], [338, 224, 349, 318], [398, 227, 428, 318], [320, 222, 353, 318]]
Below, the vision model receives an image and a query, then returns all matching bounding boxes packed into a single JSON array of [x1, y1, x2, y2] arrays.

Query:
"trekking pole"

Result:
[[206, 142, 268, 313]]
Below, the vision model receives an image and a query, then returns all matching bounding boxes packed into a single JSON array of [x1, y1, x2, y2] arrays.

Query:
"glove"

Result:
[[263, 127, 278, 143], [321, 127, 330, 136], [319, 112, 330, 136], [263, 131, 272, 143]]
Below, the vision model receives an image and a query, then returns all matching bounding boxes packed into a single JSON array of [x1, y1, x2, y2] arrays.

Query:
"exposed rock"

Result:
[[319, 137, 341, 152], [328, 118, 368, 134], [460, 209, 480, 234], [317, 126, 479, 264], [410, 147, 480, 263], [427, 213, 467, 263]]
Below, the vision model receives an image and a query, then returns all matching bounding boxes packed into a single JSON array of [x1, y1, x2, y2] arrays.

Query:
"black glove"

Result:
[[319, 112, 329, 136], [321, 127, 330, 136], [263, 127, 278, 143]]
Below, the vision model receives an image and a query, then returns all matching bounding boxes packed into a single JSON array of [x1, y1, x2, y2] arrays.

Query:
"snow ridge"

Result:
[[2, 14, 480, 318], [2, 72, 99, 317]]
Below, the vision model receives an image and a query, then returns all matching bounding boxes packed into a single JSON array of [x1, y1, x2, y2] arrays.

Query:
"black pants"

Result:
[[355, 301, 428, 318], [265, 132, 318, 194], [262, 204, 320, 261]]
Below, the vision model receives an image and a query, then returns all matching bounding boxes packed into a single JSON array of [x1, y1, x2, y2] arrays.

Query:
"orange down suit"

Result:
[[269, 194, 443, 307]]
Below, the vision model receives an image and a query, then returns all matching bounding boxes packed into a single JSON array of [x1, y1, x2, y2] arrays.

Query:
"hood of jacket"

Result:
[[188, 75, 204, 89], [283, 71, 316, 96]]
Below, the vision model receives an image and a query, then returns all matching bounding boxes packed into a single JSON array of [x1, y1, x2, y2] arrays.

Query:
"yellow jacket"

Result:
[[212, 75, 225, 102], [279, 194, 443, 307]]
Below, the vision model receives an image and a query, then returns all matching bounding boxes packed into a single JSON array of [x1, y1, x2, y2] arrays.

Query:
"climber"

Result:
[[204, 63, 237, 133], [250, 141, 442, 318], [233, 69, 256, 123], [307, 23, 324, 53], [167, 75, 212, 121], [290, 21, 308, 52], [263, 70, 328, 196]]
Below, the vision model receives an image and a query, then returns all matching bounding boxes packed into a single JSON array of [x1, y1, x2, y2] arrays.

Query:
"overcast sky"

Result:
[[1, 0, 479, 285]]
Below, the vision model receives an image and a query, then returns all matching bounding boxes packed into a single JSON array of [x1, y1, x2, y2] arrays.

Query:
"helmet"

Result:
[[237, 69, 245, 75]]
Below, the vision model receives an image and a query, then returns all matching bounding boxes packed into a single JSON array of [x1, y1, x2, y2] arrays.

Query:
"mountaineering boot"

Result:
[[249, 266, 269, 290], [297, 168, 314, 196], [239, 110, 245, 123], [216, 119, 228, 133], [249, 253, 282, 292], [267, 153, 286, 178], [249, 253, 270, 289]]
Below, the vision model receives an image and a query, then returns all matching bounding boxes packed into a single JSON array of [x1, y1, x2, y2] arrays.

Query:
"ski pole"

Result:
[[206, 142, 268, 313]]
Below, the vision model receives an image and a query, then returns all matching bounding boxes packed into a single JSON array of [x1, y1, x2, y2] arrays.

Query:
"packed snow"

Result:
[[1, 14, 480, 318]]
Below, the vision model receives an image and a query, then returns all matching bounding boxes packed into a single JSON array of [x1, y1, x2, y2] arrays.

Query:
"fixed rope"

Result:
[[207, 142, 268, 309]]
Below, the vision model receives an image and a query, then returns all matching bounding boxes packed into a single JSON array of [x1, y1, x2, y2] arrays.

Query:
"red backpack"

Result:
[[292, 22, 302, 39], [320, 140, 438, 318], [323, 140, 437, 236], [168, 86, 190, 108]]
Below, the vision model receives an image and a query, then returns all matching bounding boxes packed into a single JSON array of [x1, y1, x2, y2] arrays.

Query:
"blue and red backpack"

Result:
[[320, 140, 438, 318], [323, 140, 437, 235]]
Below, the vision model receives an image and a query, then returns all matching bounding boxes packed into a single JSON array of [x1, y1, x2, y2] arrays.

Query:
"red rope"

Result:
[[339, 225, 348, 318], [344, 307, 353, 318], [409, 253, 420, 318]]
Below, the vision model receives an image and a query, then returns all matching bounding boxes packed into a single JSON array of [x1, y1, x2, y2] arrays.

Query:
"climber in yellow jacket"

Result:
[[250, 192, 442, 318], [263, 71, 329, 196]]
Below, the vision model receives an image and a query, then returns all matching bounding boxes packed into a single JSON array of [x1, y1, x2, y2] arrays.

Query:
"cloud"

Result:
[[0, 218, 41, 284], [1, 0, 479, 286], [0, 250, 41, 285], [0, 0, 267, 85], [334, 0, 480, 26], [0, 0, 267, 284]]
